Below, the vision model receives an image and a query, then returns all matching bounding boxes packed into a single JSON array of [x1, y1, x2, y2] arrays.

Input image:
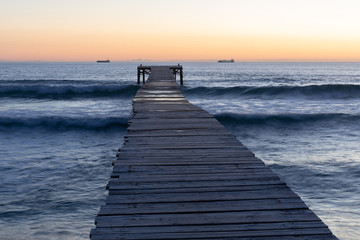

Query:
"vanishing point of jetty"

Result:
[[91, 65, 338, 239]]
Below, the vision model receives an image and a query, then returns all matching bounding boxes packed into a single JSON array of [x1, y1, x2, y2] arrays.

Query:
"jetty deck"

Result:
[[91, 66, 337, 239]]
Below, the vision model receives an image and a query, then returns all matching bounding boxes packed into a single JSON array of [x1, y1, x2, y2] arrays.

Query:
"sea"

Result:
[[0, 62, 359, 240]]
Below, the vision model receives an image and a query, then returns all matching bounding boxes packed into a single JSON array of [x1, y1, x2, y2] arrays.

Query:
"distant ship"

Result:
[[96, 60, 110, 63], [218, 59, 234, 63]]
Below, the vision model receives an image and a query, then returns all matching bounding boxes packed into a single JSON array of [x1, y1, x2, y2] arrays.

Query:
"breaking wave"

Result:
[[183, 84, 360, 99], [214, 112, 360, 126], [0, 116, 130, 130], [0, 81, 139, 99]]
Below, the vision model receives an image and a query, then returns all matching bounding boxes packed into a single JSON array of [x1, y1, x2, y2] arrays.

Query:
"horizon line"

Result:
[[1, 60, 360, 63]]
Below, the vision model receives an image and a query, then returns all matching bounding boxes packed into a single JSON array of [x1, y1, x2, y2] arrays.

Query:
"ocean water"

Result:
[[0, 62, 359, 240]]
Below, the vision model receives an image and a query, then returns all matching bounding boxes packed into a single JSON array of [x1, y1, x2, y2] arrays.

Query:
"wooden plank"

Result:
[[108, 184, 288, 195], [110, 169, 274, 178], [105, 189, 298, 204], [113, 161, 265, 167], [127, 124, 225, 131], [119, 146, 250, 152], [114, 155, 259, 160], [129, 118, 220, 123], [122, 141, 245, 146], [123, 139, 241, 145], [123, 135, 238, 142], [95, 209, 321, 227], [116, 150, 255, 157], [112, 164, 269, 173], [122, 143, 245, 149], [111, 166, 271, 173], [111, 170, 276, 179], [133, 112, 213, 119], [109, 172, 278, 184], [91, 221, 330, 235], [91, 229, 333, 240], [133, 97, 186, 100], [91, 234, 337, 240], [133, 101, 190, 105], [98, 198, 307, 215], [125, 129, 235, 136], [107, 179, 285, 190]]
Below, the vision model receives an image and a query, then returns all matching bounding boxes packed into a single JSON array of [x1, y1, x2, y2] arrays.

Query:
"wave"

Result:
[[182, 84, 360, 99], [267, 163, 360, 196], [0, 116, 129, 130], [214, 112, 360, 126], [0, 81, 139, 99], [2, 113, 357, 130]]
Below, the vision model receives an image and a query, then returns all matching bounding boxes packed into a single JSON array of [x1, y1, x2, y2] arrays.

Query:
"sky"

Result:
[[1, 0, 360, 62]]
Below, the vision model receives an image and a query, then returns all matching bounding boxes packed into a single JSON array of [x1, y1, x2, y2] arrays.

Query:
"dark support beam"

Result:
[[180, 68, 183, 86], [137, 69, 140, 85]]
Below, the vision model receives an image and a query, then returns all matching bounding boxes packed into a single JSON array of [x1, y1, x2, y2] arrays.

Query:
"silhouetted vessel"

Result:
[[96, 60, 110, 63], [218, 59, 234, 63]]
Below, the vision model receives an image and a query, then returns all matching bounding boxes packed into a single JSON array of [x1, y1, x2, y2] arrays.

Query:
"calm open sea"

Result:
[[0, 62, 359, 240]]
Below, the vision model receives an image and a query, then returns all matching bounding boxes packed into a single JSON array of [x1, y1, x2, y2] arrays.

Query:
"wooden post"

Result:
[[142, 70, 145, 84], [180, 68, 183, 86], [137, 69, 140, 84]]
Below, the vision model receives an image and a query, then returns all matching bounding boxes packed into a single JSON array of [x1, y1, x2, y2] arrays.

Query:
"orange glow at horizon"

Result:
[[2, 31, 360, 62], [1, 0, 360, 62]]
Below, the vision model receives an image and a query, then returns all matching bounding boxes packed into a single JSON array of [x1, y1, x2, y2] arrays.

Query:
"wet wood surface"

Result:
[[91, 66, 338, 239]]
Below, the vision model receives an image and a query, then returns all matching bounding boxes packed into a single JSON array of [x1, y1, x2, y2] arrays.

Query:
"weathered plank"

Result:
[[108, 183, 288, 195], [95, 209, 321, 227], [106, 179, 286, 190], [91, 228, 334, 240], [91, 234, 337, 240], [105, 189, 299, 204], [112, 164, 270, 173], [125, 129, 235, 137], [99, 198, 307, 215], [92, 221, 328, 233]]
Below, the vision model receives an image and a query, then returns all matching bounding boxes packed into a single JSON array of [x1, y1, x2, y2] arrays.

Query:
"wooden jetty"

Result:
[[91, 65, 338, 240]]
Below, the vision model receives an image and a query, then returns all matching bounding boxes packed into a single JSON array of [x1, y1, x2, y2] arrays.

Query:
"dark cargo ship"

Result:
[[218, 59, 234, 63]]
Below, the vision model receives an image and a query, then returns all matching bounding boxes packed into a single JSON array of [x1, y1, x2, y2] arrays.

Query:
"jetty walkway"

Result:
[[91, 66, 337, 239]]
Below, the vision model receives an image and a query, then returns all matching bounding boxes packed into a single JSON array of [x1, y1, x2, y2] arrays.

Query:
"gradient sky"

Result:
[[1, 0, 360, 61]]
